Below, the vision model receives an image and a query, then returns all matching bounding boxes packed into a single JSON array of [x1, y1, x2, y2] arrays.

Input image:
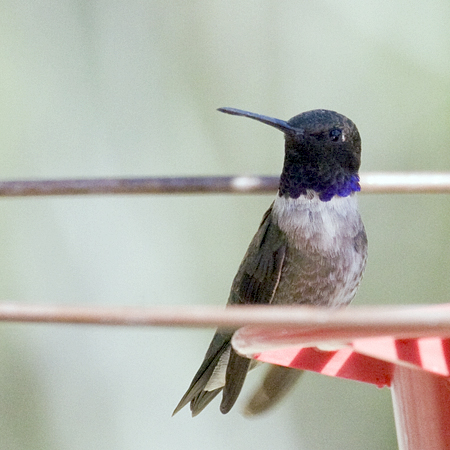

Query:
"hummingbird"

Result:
[[173, 107, 367, 417]]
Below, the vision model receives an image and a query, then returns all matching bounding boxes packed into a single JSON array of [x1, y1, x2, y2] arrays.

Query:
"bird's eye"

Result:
[[329, 129, 342, 142]]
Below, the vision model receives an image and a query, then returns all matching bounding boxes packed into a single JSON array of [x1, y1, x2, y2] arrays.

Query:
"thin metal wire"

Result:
[[0, 172, 449, 196], [0, 303, 449, 341], [1, 172, 449, 331]]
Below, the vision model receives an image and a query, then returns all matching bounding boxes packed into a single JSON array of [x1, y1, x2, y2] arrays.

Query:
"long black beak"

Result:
[[217, 107, 299, 136]]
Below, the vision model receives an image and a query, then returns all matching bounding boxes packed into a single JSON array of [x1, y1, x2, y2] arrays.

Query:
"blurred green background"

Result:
[[0, 1, 449, 449]]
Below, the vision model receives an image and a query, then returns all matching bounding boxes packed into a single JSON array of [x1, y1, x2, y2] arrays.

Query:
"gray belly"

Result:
[[272, 236, 367, 307]]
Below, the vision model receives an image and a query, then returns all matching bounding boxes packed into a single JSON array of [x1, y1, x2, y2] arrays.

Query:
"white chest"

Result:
[[272, 192, 362, 253]]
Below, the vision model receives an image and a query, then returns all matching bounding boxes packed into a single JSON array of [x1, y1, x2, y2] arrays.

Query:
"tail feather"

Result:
[[190, 389, 222, 417], [173, 331, 233, 416], [243, 364, 303, 416], [220, 349, 251, 414]]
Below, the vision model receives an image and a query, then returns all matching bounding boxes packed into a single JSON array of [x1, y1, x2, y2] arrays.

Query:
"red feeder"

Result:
[[233, 306, 450, 450]]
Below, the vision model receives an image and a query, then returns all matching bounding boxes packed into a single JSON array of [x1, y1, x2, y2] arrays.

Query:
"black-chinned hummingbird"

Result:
[[173, 107, 368, 417]]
